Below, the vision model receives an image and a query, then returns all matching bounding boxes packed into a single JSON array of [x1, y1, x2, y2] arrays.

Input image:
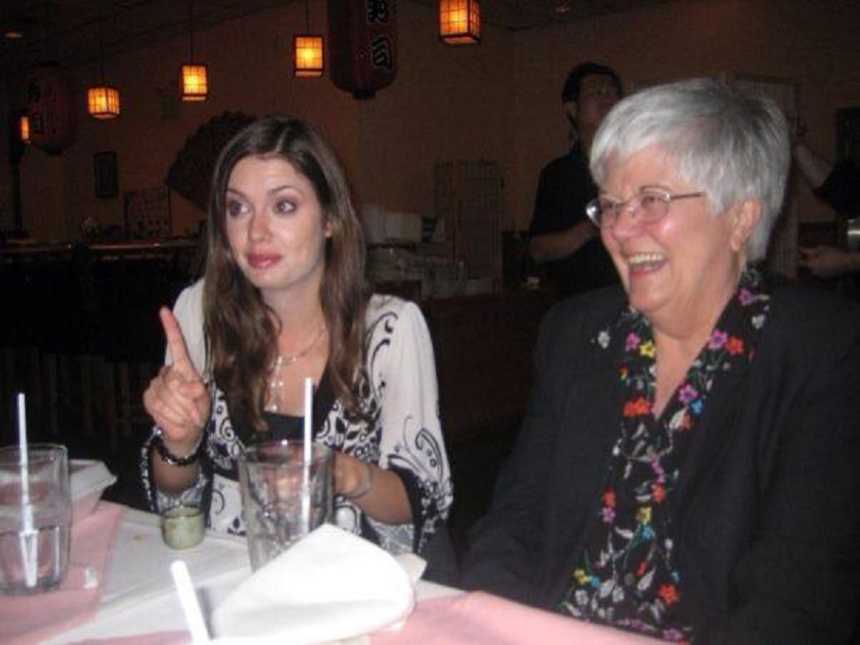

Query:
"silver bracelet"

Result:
[[345, 462, 374, 500]]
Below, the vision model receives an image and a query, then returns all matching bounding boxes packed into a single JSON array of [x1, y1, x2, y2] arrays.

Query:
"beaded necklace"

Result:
[[265, 325, 327, 413]]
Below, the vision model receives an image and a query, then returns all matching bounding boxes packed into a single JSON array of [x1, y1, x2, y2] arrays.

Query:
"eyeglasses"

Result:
[[585, 188, 704, 228]]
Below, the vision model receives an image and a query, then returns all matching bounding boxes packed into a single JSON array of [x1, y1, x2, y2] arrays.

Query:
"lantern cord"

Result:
[[305, 0, 311, 31], [98, 7, 105, 83], [188, 0, 195, 61]]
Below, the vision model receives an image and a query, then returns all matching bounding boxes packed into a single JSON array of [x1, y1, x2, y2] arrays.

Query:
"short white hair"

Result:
[[590, 78, 790, 262]]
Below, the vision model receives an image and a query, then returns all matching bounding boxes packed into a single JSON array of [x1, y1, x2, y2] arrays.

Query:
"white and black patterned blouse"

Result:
[[140, 283, 453, 556]]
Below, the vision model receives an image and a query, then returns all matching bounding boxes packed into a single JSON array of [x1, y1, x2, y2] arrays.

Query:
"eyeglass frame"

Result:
[[585, 188, 705, 228]]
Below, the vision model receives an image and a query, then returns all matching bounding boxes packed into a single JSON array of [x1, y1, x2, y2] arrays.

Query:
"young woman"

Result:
[[141, 116, 452, 555]]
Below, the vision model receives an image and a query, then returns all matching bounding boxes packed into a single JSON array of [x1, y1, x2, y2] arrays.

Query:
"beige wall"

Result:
[[4, 0, 859, 241], [508, 0, 860, 229]]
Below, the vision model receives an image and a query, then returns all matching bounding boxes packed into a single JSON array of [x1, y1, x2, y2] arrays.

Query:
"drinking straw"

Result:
[[170, 560, 211, 644], [302, 377, 313, 534], [303, 377, 313, 461], [17, 393, 38, 588]]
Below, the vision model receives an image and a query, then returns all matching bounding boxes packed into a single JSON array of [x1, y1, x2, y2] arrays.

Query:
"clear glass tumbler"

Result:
[[0, 443, 71, 595], [239, 440, 333, 570]]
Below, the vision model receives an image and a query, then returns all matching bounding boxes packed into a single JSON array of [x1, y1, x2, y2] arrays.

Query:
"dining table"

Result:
[[3, 501, 664, 645]]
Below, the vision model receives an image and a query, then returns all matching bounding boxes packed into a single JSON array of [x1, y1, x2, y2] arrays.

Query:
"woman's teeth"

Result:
[[627, 253, 665, 270]]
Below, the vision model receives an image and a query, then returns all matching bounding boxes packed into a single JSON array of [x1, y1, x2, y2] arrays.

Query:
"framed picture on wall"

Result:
[[93, 151, 118, 198]]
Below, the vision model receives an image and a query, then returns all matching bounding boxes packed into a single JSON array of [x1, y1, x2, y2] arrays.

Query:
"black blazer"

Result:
[[463, 279, 860, 644]]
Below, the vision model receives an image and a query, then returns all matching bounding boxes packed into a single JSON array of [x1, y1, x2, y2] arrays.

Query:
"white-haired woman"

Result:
[[464, 79, 860, 642]]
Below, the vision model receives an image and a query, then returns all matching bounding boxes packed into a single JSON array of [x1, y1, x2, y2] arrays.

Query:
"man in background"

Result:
[[794, 140, 860, 279], [527, 62, 622, 297]]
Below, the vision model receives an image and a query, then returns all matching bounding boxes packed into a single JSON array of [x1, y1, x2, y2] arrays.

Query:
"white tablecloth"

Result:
[[48, 506, 458, 643]]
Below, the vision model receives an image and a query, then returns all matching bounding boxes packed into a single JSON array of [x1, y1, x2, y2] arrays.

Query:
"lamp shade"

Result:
[[294, 35, 324, 78], [439, 0, 480, 45], [181, 63, 209, 101], [87, 86, 120, 119], [19, 114, 30, 144]]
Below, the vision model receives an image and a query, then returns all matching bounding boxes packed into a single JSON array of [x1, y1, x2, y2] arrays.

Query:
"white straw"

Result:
[[17, 393, 31, 520], [303, 377, 313, 460], [17, 392, 37, 588], [302, 378, 313, 534], [170, 560, 211, 644]]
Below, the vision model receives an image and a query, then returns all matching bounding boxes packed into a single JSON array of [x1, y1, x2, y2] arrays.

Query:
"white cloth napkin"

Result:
[[211, 524, 425, 644]]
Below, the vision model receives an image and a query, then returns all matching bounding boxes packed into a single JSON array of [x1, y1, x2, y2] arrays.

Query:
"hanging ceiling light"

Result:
[[87, 9, 120, 118], [19, 114, 30, 144], [87, 86, 120, 119], [439, 0, 481, 45], [294, 0, 324, 78], [181, 0, 208, 101]]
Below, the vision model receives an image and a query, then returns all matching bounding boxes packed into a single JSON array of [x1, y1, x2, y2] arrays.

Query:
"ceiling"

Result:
[[1, 0, 662, 80]]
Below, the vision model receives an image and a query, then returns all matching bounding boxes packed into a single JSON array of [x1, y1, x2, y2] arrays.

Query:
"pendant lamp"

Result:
[[294, 0, 324, 78], [181, 0, 208, 101], [87, 10, 120, 118], [439, 0, 480, 45], [19, 114, 30, 144]]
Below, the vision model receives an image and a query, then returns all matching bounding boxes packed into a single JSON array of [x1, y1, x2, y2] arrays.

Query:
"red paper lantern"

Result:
[[327, 0, 397, 99], [26, 63, 77, 154]]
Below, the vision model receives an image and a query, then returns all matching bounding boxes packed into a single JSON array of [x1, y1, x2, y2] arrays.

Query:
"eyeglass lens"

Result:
[[596, 192, 668, 225]]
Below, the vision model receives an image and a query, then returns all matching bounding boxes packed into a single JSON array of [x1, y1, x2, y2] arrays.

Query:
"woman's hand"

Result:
[[799, 245, 860, 279], [333, 451, 369, 498], [333, 452, 412, 524], [143, 307, 210, 454]]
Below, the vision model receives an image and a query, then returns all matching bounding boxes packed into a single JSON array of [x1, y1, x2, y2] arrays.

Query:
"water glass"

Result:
[[238, 440, 332, 570], [0, 443, 71, 595]]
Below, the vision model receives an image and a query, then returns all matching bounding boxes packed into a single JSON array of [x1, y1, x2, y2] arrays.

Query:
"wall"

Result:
[[508, 0, 860, 229], [3, 0, 859, 240], [7, 1, 515, 240]]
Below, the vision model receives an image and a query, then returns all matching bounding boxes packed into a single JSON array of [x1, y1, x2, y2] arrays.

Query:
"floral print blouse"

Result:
[[140, 287, 453, 556], [558, 269, 770, 640]]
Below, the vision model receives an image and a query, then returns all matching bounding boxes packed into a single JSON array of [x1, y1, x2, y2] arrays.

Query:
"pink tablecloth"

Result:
[[372, 591, 666, 645], [65, 591, 667, 645], [0, 501, 124, 645]]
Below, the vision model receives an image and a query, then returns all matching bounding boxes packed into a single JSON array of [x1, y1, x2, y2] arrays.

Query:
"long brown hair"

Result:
[[203, 116, 371, 432]]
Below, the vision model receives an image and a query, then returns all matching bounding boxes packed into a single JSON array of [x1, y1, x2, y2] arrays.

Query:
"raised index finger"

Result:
[[159, 307, 198, 379]]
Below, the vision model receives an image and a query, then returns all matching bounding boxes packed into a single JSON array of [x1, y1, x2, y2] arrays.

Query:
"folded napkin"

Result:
[[212, 524, 423, 644], [1, 501, 124, 645], [371, 591, 667, 645]]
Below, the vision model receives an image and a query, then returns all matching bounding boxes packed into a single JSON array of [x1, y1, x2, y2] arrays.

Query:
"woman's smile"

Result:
[[624, 251, 667, 274]]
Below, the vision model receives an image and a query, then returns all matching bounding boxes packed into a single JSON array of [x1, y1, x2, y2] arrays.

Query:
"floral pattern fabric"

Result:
[[559, 269, 770, 640], [140, 290, 453, 556]]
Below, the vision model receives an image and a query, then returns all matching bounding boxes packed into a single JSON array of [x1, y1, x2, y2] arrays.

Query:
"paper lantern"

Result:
[[19, 114, 30, 144], [87, 86, 121, 119], [180, 2, 209, 101], [328, 0, 397, 99], [26, 64, 77, 153], [439, 0, 480, 45], [294, 35, 324, 78], [181, 64, 209, 101]]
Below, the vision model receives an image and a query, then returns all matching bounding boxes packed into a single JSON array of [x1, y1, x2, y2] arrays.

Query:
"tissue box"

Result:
[[71, 459, 117, 523]]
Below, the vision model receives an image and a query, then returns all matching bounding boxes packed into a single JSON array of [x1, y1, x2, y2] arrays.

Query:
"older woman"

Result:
[[463, 79, 860, 642]]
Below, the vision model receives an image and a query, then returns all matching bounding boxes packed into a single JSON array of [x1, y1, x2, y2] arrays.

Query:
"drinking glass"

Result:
[[238, 440, 333, 570], [0, 443, 71, 595]]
